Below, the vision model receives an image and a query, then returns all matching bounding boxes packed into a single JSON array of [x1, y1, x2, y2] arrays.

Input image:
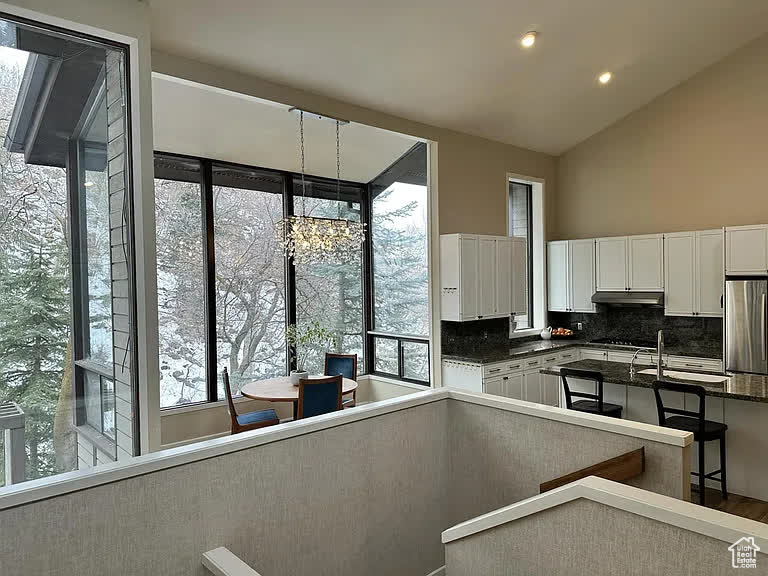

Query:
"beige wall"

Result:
[[553, 33, 768, 240], [151, 51, 556, 237]]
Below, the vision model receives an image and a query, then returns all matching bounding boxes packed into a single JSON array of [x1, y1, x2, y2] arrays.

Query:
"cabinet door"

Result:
[[628, 234, 663, 291], [664, 232, 695, 316], [523, 371, 542, 404], [484, 376, 505, 397], [696, 230, 724, 317], [547, 241, 569, 312], [541, 374, 561, 407], [478, 237, 497, 318], [596, 237, 627, 291], [460, 236, 479, 320], [569, 239, 596, 312], [440, 235, 461, 321], [496, 238, 513, 317], [726, 226, 768, 274], [511, 238, 528, 314], [506, 373, 524, 400]]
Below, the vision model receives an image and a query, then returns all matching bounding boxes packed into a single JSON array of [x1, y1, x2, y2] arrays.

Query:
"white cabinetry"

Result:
[[548, 239, 596, 312], [665, 230, 723, 317], [441, 234, 527, 321], [726, 225, 768, 275], [596, 235, 663, 291]]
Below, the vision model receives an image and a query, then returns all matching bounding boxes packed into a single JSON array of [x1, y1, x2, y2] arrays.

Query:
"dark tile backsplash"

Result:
[[549, 307, 722, 356], [441, 318, 512, 355], [442, 307, 723, 358]]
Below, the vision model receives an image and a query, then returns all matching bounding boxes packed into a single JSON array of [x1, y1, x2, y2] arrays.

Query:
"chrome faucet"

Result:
[[657, 329, 664, 379], [629, 347, 656, 377], [628, 331, 665, 379]]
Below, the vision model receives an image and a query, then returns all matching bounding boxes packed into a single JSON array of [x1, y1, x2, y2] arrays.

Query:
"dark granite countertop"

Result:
[[540, 359, 768, 404], [442, 339, 722, 365]]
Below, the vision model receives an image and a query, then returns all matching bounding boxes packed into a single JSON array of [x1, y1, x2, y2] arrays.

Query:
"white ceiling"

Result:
[[148, 0, 768, 155], [152, 75, 418, 182]]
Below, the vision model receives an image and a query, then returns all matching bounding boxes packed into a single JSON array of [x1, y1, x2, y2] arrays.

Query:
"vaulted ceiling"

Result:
[[148, 0, 768, 155]]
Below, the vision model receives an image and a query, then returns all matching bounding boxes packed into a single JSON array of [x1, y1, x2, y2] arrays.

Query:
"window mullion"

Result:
[[201, 159, 218, 402], [283, 172, 296, 373]]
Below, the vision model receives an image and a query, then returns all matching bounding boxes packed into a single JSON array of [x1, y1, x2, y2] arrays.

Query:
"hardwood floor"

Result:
[[694, 486, 768, 524]]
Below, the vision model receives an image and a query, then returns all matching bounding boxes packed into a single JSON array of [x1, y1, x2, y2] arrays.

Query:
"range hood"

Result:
[[591, 291, 664, 307]]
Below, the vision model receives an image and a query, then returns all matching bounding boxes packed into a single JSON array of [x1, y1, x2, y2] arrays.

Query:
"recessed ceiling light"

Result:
[[83, 181, 95, 187], [598, 72, 612, 84], [521, 32, 537, 48]]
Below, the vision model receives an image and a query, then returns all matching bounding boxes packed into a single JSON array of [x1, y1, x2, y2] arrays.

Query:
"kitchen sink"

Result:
[[637, 368, 729, 384]]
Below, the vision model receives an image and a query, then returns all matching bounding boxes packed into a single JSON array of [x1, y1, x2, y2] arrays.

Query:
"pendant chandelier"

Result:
[[275, 110, 366, 265]]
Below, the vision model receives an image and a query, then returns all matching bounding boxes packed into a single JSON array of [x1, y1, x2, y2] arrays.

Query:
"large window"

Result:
[[369, 144, 430, 383], [0, 16, 135, 484], [213, 166, 286, 397], [154, 156, 371, 407], [509, 181, 534, 330]]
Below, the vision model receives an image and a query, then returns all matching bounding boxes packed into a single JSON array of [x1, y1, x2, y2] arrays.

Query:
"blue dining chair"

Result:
[[222, 367, 280, 434], [297, 375, 343, 419], [325, 353, 357, 408]]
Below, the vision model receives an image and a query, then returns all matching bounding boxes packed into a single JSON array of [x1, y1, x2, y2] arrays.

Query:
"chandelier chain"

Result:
[[300, 110, 306, 216], [336, 119, 341, 201]]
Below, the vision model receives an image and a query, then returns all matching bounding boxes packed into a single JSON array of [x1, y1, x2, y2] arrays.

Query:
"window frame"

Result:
[[154, 152, 372, 409]]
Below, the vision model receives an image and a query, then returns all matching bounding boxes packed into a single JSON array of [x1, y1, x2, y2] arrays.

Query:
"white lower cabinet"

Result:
[[506, 373, 524, 400]]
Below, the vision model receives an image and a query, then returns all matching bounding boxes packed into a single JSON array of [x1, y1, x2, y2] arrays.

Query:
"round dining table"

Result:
[[240, 375, 358, 420]]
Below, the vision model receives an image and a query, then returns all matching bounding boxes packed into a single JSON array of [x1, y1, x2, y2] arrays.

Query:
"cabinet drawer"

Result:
[[540, 354, 559, 366], [505, 360, 524, 373], [483, 363, 508, 378], [523, 357, 541, 370], [558, 350, 579, 363], [667, 356, 722, 372], [580, 349, 608, 361]]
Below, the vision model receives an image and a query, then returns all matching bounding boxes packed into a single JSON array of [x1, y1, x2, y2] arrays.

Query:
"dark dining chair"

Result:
[[222, 367, 280, 435], [652, 380, 728, 506], [560, 367, 623, 418], [297, 374, 343, 420], [325, 353, 357, 408]]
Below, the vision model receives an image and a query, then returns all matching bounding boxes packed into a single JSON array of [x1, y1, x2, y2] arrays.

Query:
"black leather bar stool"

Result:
[[652, 380, 727, 506], [560, 368, 623, 418]]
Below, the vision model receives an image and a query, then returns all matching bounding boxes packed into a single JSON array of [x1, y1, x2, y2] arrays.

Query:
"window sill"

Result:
[[361, 374, 431, 390], [510, 328, 542, 339]]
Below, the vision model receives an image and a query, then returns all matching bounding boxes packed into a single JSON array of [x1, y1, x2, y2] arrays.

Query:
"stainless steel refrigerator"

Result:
[[726, 279, 768, 374]]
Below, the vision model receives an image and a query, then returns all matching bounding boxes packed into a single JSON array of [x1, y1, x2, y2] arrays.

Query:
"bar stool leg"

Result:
[[720, 435, 728, 500], [698, 440, 706, 507]]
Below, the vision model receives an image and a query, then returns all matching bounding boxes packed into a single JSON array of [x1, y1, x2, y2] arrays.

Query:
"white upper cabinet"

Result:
[[478, 237, 497, 318], [596, 237, 628, 291], [596, 235, 663, 291], [547, 239, 596, 313], [628, 234, 664, 291], [569, 239, 597, 312], [547, 241, 569, 312], [664, 230, 723, 318], [459, 235, 479, 320], [726, 225, 768, 275], [440, 234, 527, 322], [664, 232, 695, 316], [696, 230, 724, 316]]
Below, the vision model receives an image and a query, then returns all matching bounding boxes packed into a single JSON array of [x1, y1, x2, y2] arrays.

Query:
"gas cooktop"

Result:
[[590, 338, 658, 349]]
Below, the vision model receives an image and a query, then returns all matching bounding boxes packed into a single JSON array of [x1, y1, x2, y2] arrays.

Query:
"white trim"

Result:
[[428, 140, 441, 387], [359, 373, 431, 391], [446, 389, 692, 447], [202, 547, 262, 576], [0, 389, 448, 511], [424, 567, 446, 576], [510, 328, 541, 339], [442, 476, 768, 549]]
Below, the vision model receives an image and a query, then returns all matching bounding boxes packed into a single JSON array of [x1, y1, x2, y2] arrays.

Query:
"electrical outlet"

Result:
[[577, 322, 583, 331]]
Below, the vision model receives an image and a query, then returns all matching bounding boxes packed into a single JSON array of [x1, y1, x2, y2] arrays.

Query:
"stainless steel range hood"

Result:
[[591, 291, 664, 307]]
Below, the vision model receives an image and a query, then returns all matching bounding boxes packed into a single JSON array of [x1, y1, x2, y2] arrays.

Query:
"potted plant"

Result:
[[286, 321, 337, 385]]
